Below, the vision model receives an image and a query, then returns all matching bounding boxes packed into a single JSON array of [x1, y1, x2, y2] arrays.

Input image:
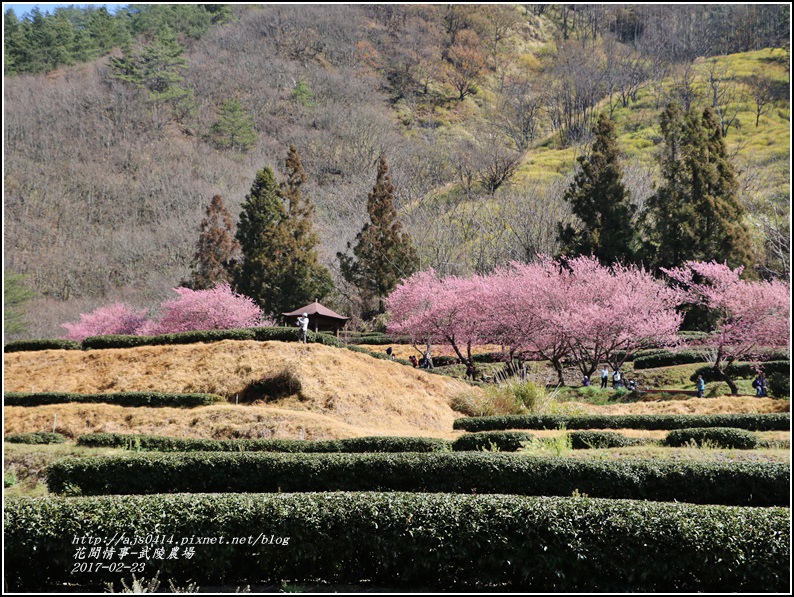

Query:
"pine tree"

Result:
[[209, 98, 257, 152], [557, 113, 637, 265], [642, 102, 753, 271], [185, 194, 240, 290], [338, 155, 419, 315]]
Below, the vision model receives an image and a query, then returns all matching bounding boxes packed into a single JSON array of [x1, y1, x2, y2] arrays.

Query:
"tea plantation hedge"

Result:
[[5, 432, 66, 444], [4, 339, 82, 352], [690, 361, 790, 382], [77, 432, 543, 453], [568, 431, 649, 449], [663, 428, 759, 450], [76, 433, 451, 453], [450, 431, 534, 452], [45, 452, 789, 506], [80, 327, 342, 350], [5, 492, 788, 592], [453, 413, 790, 432], [633, 350, 707, 369], [4, 391, 224, 408]]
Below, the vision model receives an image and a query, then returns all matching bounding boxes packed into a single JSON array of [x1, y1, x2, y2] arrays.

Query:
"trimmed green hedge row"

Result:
[[45, 452, 789, 506], [4, 432, 66, 444], [568, 431, 649, 449], [5, 493, 788, 592], [633, 350, 707, 369], [450, 431, 533, 452], [4, 328, 344, 352], [80, 327, 343, 350], [634, 350, 790, 370], [76, 433, 451, 453], [453, 413, 790, 432], [77, 432, 541, 454], [5, 391, 224, 408], [690, 361, 790, 382], [664, 428, 759, 450], [4, 339, 82, 352]]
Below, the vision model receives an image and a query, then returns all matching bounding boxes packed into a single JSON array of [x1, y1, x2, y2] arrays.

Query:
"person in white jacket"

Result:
[[297, 313, 309, 343]]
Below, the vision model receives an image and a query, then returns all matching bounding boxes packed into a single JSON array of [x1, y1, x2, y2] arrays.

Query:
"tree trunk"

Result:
[[551, 357, 565, 386]]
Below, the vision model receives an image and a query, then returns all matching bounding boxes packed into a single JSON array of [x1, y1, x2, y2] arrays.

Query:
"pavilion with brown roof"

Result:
[[282, 301, 351, 336]]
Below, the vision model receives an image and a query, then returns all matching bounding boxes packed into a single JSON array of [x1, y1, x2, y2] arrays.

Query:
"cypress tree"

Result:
[[185, 195, 240, 290], [642, 102, 753, 271], [232, 166, 290, 315], [275, 145, 334, 312], [558, 113, 637, 265], [232, 147, 333, 317], [338, 155, 419, 316]]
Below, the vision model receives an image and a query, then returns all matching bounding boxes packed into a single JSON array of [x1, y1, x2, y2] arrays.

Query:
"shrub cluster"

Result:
[[633, 350, 707, 369], [5, 493, 788, 592], [3, 339, 82, 353], [450, 431, 534, 452], [663, 428, 759, 450], [343, 333, 412, 345], [690, 361, 790, 383], [74, 327, 348, 350], [4, 392, 224, 408], [4, 432, 66, 444], [453, 413, 790, 432], [76, 433, 451, 453], [766, 372, 790, 399], [45, 452, 789, 506], [568, 431, 649, 449]]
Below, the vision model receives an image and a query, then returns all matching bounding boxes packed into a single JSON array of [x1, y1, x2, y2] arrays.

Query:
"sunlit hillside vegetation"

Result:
[[3, 4, 790, 339]]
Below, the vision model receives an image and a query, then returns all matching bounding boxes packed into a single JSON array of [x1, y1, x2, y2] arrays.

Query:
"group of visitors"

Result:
[[408, 354, 432, 369], [596, 367, 635, 391]]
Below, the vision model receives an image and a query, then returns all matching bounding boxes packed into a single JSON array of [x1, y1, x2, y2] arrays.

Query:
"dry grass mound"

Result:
[[4, 341, 476, 439]]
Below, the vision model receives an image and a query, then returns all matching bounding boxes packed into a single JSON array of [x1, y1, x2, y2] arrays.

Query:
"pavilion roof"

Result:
[[282, 301, 350, 320]]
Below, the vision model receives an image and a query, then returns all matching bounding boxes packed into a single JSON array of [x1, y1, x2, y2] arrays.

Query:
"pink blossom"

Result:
[[663, 261, 790, 365], [62, 303, 150, 341], [148, 283, 271, 335]]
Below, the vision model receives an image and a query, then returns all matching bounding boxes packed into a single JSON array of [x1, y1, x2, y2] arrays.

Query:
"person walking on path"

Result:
[[600, 366, 609, 389], [753, 372, 767, 397], [696, 375, 706, 398], [297, 312, 309, 343]]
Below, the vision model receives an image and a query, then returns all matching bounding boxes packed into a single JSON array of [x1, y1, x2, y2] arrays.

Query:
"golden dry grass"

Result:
[[4, 341, 477, 439]]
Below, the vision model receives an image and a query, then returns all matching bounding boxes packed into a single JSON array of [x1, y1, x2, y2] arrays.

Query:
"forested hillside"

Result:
[[3, 4, 790, 339]]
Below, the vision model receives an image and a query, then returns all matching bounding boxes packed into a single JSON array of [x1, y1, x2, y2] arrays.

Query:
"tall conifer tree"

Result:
[[232, 166, 290, 315], [642, 102, 752, 271], [232, 147, 333, 317], [275, 145, 334, 312], [558, 113, 637, 265], [338, 155, 418, 315]]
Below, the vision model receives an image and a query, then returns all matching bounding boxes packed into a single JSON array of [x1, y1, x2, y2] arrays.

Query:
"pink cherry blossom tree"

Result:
[[388, 256, 685, 387], [559, 256, 684, 378], [62, 303, 150, 341], [148, 282, 271, 335], [386, 269, 490, 367], [486, 258, 572, 385], [663, 261, 790, 394]]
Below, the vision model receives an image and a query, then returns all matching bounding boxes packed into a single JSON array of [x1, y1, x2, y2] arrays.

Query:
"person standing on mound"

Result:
[[297, 312, 309, 343]]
